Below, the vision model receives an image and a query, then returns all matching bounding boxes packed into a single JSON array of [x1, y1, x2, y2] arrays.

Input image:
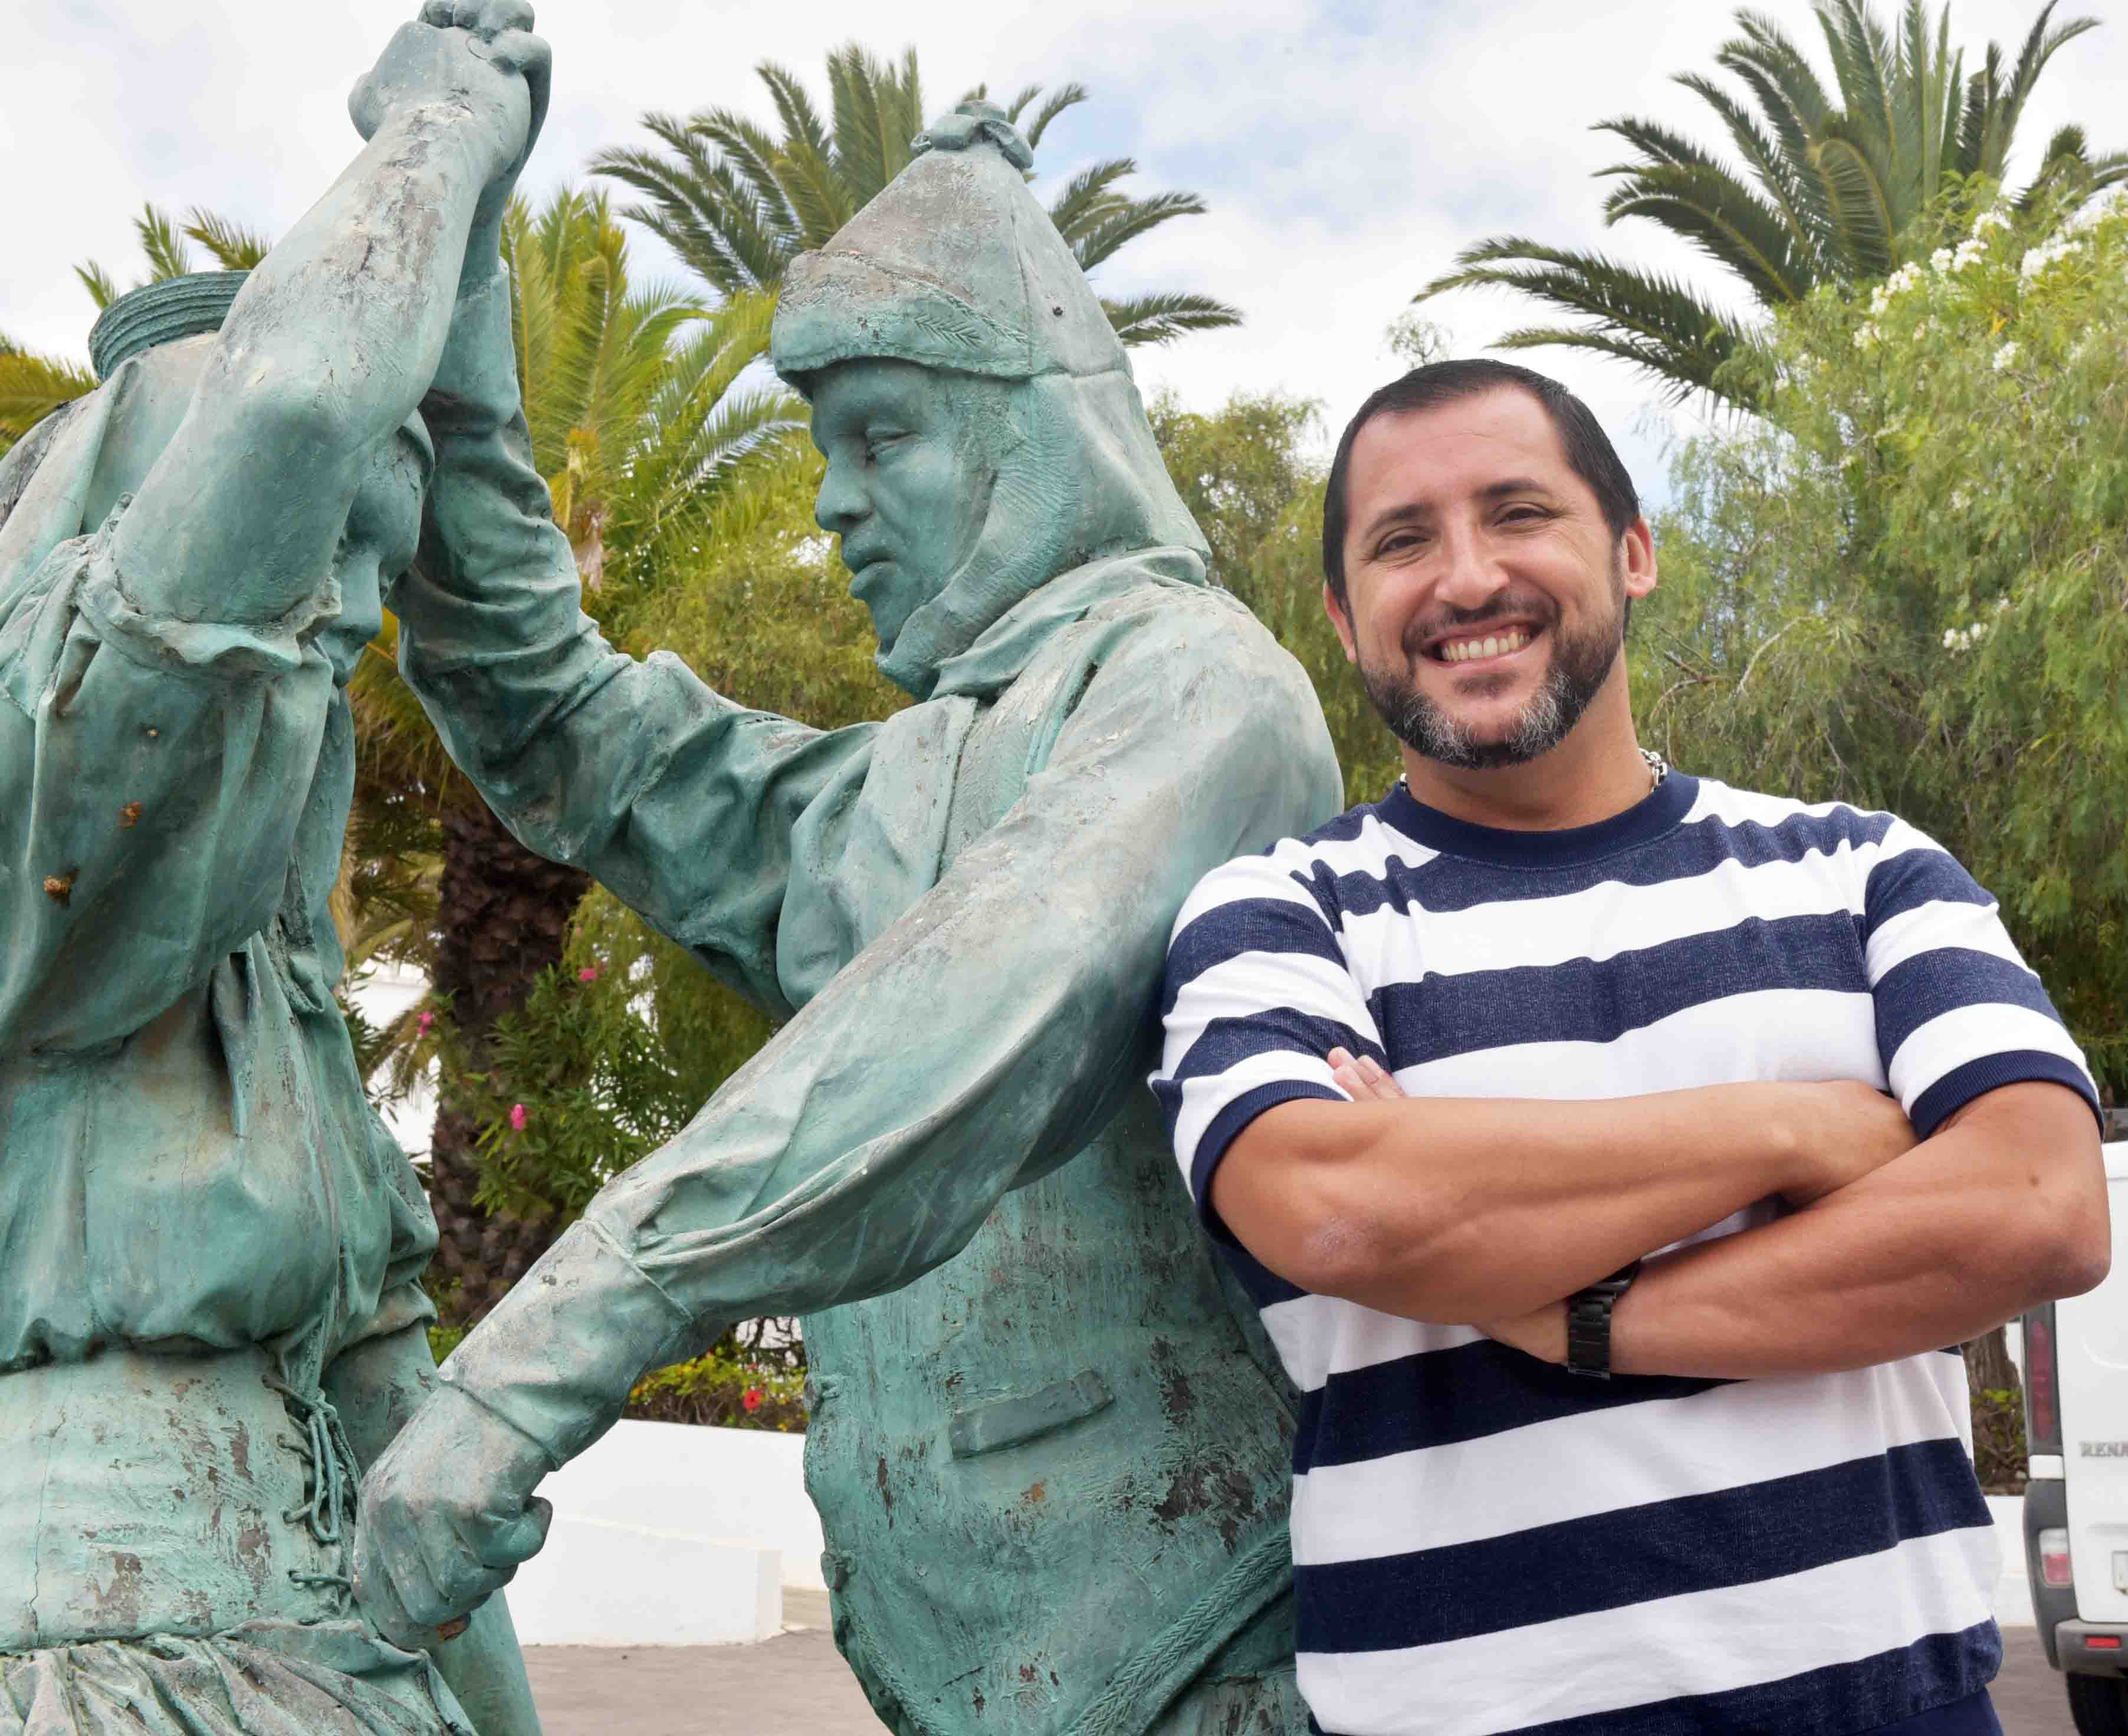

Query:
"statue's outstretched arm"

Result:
[[353, 597, 1344, 1642], [110, 6, 547, 629], [396, 270, 871, 1015]]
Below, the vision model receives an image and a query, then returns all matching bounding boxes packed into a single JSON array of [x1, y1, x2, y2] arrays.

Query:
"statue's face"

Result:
[[807, 359, 1000, 656], [318, 429, 426, 686]]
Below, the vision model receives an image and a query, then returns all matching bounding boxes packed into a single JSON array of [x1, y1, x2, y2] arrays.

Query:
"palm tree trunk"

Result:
[[1963, 1323, 2019, 1396], [425, 797, 591, 1326]]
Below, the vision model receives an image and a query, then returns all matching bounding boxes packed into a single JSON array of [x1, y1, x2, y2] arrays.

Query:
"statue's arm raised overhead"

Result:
[[398, 274, 863, 1020], [0, 2, 547, 1057]]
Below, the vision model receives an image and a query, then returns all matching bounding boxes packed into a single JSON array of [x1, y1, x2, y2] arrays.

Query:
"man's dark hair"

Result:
[[1322, 359, 1640, 602]]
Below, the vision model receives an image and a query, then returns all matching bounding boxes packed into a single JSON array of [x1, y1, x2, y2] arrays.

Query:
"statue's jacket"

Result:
[[395, 280, 1344, 1734], [0, 364, 459, 1727]]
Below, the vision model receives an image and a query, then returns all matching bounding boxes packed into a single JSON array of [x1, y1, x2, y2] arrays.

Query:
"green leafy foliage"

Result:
[[626, 1346, 808, 1432], [0, 334, 94, 457], [1419, 1, 2123, 407], [1147, 390, 1396, 805], [1638, 185, 2128, 1092]]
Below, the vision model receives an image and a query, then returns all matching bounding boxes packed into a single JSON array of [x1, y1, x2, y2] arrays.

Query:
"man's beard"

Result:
[[1360, 559, 1627, 772]]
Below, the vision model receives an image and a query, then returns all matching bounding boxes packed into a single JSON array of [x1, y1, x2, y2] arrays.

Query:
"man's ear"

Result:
[[1322, 581, 1358, 665], [1621, 518, 1659, 601]]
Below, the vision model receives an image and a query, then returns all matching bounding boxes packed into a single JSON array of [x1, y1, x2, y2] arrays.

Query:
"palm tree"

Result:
[[346, 186, 807, 1321], [593, 44, 1242, 348], [1416, 0, 2126, 407]]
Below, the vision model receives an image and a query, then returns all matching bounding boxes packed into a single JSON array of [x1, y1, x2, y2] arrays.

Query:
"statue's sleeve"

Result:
[[396, 269, 866, 1015], [0, 521, 338, 1053], [437, 599, 1345, 1467]]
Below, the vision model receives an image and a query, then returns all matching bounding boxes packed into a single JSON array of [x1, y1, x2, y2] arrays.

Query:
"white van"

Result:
[[2022, 1140, 2128, 1733]]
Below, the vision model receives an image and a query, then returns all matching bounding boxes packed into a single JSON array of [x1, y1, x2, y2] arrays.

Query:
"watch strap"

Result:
[[1565, 1260, 1641, 1380]]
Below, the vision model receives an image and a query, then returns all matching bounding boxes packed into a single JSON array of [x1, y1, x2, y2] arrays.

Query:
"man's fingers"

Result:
[[1358, 1055, 1407, 1098]]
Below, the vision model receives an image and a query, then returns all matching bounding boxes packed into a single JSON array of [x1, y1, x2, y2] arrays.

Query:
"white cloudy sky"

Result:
[[9, 0, 2126, 499]]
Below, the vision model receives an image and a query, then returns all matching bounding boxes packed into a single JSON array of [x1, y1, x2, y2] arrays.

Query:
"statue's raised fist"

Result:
[[349, 5, 551, 204]]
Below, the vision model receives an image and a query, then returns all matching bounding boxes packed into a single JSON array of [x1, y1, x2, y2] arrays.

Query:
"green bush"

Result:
[[626, 1349, 808, 1432], [1642, 184, 2128, 1097]]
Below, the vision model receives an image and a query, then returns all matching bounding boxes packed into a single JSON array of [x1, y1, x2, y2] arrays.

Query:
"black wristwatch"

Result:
[[1565, 1261, 1642, 1380]]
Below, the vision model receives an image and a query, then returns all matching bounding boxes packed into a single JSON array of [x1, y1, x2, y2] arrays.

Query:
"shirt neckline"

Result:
[[1378, 771, 1700, 870]]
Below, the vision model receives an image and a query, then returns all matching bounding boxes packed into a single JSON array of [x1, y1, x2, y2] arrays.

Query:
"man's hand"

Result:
[[1776, 1079, 1920, 1205], [354, 1382, 555, 1651], [349, 2, 551, 233]]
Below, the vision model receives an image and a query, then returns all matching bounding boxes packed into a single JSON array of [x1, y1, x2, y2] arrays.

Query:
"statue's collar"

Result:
[[924, 545, 1208, 703]]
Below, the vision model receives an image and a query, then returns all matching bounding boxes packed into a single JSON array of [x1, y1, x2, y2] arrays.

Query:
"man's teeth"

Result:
[[1439, 629, 1531, 663]]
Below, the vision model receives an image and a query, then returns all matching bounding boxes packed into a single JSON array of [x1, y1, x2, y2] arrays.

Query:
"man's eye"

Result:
[[1377, 532, 1424, 558]]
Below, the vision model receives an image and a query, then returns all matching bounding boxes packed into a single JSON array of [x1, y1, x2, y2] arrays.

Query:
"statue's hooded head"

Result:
[[770, 103, 1210, 699], [0, 272, 431, 689]]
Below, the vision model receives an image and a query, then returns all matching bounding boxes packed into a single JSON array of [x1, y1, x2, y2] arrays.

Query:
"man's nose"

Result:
[[1433, 521, 1509, 611], [815, 461, 869, 535]]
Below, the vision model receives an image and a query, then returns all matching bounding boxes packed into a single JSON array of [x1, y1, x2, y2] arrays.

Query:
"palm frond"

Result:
[[1046, 157, 1139, 242], [1101, 291, 1242, 347], [1068, 190, 1209, 274], [1600, 157, 1818, 304], [183, 207, 271, 270], [74, 261, 121, 312], [134, 204, 193, 282], [1420, 236, 1755, 407], [1811, 125, 1897, 277], [0, 347, 97, 446], [1023, 83, 1087, 150]]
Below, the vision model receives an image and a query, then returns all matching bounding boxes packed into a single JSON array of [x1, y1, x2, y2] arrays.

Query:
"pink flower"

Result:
[[416, 1011, 434, 1033], [577, 966, 600, 982], [741, 1388, 764, 1413], [508, 1103, 528, 1132]]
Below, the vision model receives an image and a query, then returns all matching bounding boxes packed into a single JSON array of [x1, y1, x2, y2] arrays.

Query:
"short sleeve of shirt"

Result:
[[1863, 818, 2100, 1137], [1151, 844, 1386, 1241]]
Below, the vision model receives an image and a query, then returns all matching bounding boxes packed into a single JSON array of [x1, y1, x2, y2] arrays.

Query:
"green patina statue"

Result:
[[356, 100, 1343, 1735], [0, 6, 553, 1731]]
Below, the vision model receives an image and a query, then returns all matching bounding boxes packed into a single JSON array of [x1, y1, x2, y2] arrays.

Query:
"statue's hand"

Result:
[[349, 1, 552, 223], [353, 1382, 554, 1652]]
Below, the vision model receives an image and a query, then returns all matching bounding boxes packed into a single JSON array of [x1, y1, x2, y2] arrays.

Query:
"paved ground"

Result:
[[522, 1606, 2081, 1735]]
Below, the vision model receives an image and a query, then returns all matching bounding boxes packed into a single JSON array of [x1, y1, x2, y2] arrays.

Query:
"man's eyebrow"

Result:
[[1476, 476, 1556, 500], [1355, 501, 1430, 545]]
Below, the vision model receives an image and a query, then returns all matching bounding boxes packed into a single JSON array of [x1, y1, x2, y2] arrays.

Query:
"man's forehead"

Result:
[[1349, 386, 1570, 503]]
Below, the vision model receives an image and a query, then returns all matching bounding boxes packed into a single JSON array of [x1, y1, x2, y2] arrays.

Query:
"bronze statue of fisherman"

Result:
[[357, 100, 1342, 1736]]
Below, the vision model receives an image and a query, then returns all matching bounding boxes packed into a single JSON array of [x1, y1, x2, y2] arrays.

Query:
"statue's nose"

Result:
[[815, 465, 869, 536]]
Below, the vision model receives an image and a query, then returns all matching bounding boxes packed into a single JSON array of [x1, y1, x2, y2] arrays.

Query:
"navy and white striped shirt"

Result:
[[1154, 772, 2097, 1736]]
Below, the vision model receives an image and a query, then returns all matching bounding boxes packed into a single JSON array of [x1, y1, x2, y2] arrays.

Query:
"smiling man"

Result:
[[1153, 359, 2110, 1736]]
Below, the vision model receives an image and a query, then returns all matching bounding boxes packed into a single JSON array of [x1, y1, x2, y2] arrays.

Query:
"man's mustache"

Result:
[[1401, 591, 1559, 659]]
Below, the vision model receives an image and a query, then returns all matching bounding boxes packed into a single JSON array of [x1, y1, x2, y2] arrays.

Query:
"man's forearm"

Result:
[[1220, 1079, 1896, 1321], [1607, 1081, 2109, 1379]]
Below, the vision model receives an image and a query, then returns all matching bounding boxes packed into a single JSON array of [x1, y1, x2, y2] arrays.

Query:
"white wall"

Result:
[[505, 1420, 825, 1646]]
